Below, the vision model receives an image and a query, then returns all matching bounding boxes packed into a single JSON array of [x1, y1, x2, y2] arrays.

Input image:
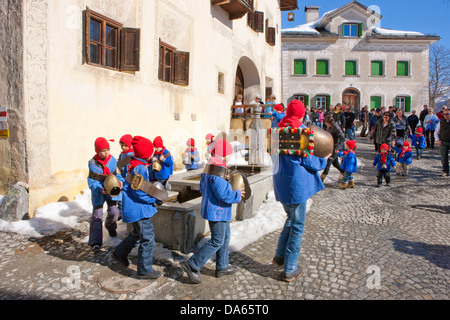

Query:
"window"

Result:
[[315, 95, 330, 109], [85, 8, 140, 71], [218, 72, 225, 94], [265, 19, 276, 46], [316, 60, 329, 75], [342, 23, 362, 37], [292, 94, 309, 106], [158, 40, 190, 85], [248, 11, 264, 32], [370, 96, 382, 110], [397, 61, 409, 76], [345, 60, 357, 76], [396, 96, 411, 112], [371, 60, 384, 76], [294, 59, 306, 75]]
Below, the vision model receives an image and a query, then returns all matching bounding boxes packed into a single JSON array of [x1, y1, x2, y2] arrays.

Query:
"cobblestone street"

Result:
[[0, 136, 449, 301]]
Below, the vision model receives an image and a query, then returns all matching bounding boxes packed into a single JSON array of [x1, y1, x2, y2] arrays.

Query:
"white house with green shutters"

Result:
[[281, 1, 440, 116]]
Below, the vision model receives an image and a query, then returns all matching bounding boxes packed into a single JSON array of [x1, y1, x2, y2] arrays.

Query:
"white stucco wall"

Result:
[[23, 0, 283, 211]]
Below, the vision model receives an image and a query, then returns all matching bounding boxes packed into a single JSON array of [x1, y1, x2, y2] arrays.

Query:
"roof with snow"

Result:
[[282, 0, 439, 42]]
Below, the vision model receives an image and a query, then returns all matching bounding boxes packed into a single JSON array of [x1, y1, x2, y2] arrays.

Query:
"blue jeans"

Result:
[[188, 221, 231, 271], [415, 147, 423, 158], [114, 218, 155, 276], [275, 202, 307, 274], [345, 127, 355, 140], [343, 171, 353, 183]]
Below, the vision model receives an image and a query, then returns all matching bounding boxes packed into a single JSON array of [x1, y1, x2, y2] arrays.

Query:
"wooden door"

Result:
[[342, 88, 360, 116], [235, 65, 244, 98]]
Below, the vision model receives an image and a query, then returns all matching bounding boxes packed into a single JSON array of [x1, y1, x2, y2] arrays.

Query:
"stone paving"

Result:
[[0, 136, 449, 300]]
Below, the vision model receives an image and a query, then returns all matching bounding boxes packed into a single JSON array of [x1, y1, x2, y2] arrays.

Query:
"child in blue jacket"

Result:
[[182, 139, 243, 284], [393, 140, 413, 176], [182, 138, 201, 171], [373, 143, 396, 187], [410, 127, 426, 159], [271, 99, 330, 282], [337, 140, 357, 189], [88, 137, 124, 251], [112, 136, 162, 280], [271, 104, 286, 128], [148, 136, 173, 187], [118, 134, 134, 179]]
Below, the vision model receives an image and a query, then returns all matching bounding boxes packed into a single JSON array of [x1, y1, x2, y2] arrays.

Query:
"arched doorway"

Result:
[[235, 56, 261, 104], [235, 66, 244, 98], [342, 88, 360, 117]]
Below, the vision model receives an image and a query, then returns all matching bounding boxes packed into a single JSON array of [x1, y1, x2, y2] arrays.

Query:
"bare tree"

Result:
[[429, 44, 450, 110]]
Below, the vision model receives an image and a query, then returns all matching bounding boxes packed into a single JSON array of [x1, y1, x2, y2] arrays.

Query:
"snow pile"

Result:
[[372, 27, 424, 36], [282, 21, 320, 34], [0, 190, 93, 238]]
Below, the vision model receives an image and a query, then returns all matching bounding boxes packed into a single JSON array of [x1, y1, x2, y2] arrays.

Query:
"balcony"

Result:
[[280, 0, 299, 11], [211, 0, 254, 20]]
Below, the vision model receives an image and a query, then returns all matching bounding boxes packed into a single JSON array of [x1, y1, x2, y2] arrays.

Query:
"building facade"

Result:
[[281, 1, 440, 117], [0, 0, 298, 214]]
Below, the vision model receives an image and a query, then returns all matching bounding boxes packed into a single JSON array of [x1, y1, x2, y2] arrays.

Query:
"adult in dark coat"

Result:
[[419, 105, 428, 128], [321, 115, 346, 182], [407, 110, 419, 135], [369, 112, 396, 152]]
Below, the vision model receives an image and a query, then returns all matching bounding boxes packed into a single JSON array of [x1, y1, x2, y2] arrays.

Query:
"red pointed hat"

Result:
[[119, 134, 133, 148], [153, 136, 164, 148], [274, 104, 284, 112], [346, 140, 357, 151], [277, 99, 305, 128], [380, 143, 389, 152], [132, 136, 154, 159], [210, 139, 233, 157], [95, 137, 114, 153], [186, 138, 195, 147]]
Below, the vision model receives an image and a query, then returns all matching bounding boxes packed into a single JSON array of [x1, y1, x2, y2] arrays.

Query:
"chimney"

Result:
[[305, 6, 320, 23]]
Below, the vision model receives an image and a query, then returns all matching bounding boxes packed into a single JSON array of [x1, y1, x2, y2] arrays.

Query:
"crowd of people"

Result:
[[86, 98, 449, 283]]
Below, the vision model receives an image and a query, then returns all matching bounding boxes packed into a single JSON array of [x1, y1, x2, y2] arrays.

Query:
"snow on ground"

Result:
[[0, 137, 361, 261]]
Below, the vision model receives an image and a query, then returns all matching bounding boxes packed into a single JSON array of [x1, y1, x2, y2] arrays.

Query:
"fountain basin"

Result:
[[151, 165, 273, 253]]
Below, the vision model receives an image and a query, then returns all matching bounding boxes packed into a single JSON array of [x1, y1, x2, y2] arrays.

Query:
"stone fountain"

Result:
[[150, 105, 273, 253]]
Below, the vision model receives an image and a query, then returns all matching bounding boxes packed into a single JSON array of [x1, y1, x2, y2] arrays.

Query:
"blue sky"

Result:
[[281, 0, 449, 49]]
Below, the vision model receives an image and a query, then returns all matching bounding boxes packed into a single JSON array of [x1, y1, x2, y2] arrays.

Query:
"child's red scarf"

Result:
[[399, 146, 412, 159], [94, 154, 112, 175], [154, 147, 166, 155]]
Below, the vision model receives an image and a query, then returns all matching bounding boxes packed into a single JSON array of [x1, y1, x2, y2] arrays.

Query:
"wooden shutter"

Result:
[[174, 51, 189, 85], [371, 61, 383, 76], [317, 60, 328, 75], [294, 59, 306, 75], [405, 96, 411, 112], [120, 28, 140, 71], [253, 11, 264, 32], [85, 8, 91, 64], [345, 60, 356, 75], [397, 61, 408, 76], [267, 27, 275, 46], [358, 23, 363, 37]]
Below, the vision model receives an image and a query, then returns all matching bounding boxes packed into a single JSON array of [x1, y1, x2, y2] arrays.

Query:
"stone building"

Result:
[[0, 0, 298, 214], [281, 1, 440, 117]]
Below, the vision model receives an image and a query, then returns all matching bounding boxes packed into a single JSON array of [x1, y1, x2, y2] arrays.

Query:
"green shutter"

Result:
[[342, 23, 345, 36], [371, 61, 383, 76], [370, 96, 381, 110], [397, 61, 408, 76], [294, 59, 306, 75], [305, 94, 309, 106], [405, 96, 411, 112], [345, 60, 356, 75], [358, 23, 363, 37], [317, 60, 328, 75], [326, 95, 331, 109]]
